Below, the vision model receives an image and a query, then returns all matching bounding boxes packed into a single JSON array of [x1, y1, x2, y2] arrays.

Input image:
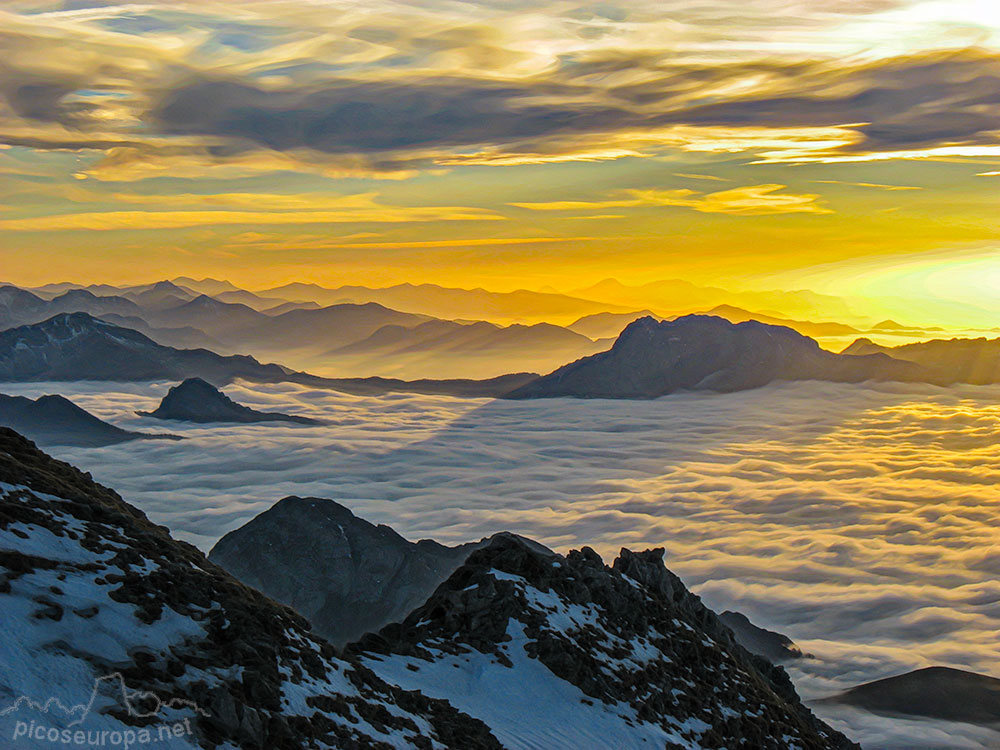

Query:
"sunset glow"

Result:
[[0, 0, 996, 326]]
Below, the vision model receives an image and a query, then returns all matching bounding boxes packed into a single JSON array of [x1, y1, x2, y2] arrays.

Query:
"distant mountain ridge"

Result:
[[0, 393, 180, 446], [0, 312, 290, 384], [843, 336, 1000, 385], [140, 378, 320, 424], [0, 312, 538, 397], [508, 315, 922, 399]]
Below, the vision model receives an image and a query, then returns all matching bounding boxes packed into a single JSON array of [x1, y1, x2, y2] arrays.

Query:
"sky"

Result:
[[0, 0, 999, 321]]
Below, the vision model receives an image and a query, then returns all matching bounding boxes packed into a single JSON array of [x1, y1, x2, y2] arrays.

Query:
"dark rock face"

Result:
[[0, 428, 502, 749], [351, 538, 859, 749], [0, 393, 180, 447], [140, 378, 319, 424], [824, 666, 1000, 727], [0, 313, 290, 384], [720, 610, 812, 662], [210, 496, 547, 647], [507, 315, 922, 399]]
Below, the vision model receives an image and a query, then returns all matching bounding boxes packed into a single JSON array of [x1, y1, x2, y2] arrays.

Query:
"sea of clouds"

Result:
[[5, 378, 1000, 749]]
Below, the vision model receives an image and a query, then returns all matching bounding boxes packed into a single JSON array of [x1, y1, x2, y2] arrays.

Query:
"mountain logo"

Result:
[[2, 673, 208, 747]]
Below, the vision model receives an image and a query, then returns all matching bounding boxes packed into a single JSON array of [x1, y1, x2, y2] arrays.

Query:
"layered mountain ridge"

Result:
[[0, 427, 503, 748]]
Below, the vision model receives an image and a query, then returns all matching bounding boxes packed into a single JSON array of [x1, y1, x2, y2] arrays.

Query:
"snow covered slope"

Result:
[[0, 427, 501, 749], [353, 537, 859, 750]]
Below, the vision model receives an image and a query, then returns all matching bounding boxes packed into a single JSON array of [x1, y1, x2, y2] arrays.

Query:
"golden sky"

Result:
[[1, 0, 999, 324]]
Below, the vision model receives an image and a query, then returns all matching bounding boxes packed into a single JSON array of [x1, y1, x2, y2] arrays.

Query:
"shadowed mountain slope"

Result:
[[824, 667, 1000, 727], [0, 393, 181, 446], [140, 378, 320, 424], [508, 315, 922, 399], [0, 428, 502, 748]]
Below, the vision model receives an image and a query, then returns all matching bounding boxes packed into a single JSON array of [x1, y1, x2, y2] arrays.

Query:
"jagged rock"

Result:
[[0, 427, 503, 749], [210, 496, 549, 647], [507, 314, 923, 399], [349, 537, 859, 749], [139, 378, 320, 425]]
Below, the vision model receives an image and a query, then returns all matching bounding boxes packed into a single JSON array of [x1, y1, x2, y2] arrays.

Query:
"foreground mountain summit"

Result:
[[352, 538, 858, 749], [508, 315, 920, 399], [214, 494, 858, 749], [0, 428, 502, 749], [0, 431, 857, 749], [210, 496, 550, 647]]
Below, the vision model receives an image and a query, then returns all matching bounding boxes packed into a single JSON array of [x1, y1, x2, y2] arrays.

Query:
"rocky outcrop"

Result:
[[210, 496, 548, 647], [140, 378, 320, 424], [0, 393, 180, 447], [720, 610, 812, 662], [823, 666, 1000, 727], [350, 537, 859, 749], [0, 428, 503, 749], [507, 315, 923, 399]]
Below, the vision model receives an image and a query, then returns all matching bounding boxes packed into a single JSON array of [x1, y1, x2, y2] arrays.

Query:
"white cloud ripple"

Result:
[[3, 378, 999, 749]]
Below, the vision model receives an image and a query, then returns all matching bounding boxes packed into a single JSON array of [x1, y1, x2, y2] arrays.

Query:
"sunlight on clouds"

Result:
[[512, 184, 833, 215], [4, 377, 1000, 749], [0, 193, 504, 231]]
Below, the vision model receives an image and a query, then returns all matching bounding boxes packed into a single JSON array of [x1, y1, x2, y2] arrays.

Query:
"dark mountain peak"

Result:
[[211, 495, 474, 646], [0, 393, 181, 447], [826, 665, 1000, 727], [140, 377, 319, 424], [0, 430, 504, 748], [509, 314, 918, 399], [720, 610, 812, 662]]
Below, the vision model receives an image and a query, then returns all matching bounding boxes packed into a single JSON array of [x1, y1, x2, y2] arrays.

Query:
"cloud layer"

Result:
[[4, 377, 1000, 749], [1, 1, 998, 178]]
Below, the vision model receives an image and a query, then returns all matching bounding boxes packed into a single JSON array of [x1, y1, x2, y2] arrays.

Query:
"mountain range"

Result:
[[210, 496, 554, 647], [0, 312, 537, 398]]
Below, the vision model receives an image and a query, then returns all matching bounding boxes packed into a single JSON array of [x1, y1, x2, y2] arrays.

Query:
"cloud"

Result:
[[812, 180, 922, 190], [0, 3, 997, 176], [5, 376, 1000, 750], [511, 184, 833, 215], [673, 173, 731, 182], [0, 192, 504, 230]]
